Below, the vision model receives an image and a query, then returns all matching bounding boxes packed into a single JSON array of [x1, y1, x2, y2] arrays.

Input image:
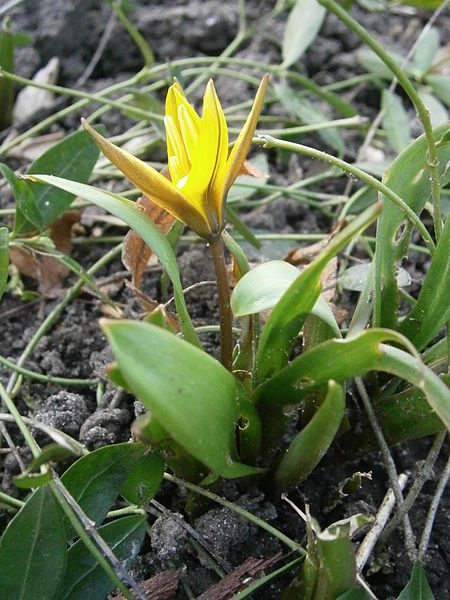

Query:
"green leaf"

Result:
[[121, 452, 164, 505], [102, 319, 260, 478], [0, 485, 67, 600], [274, 381, 345, 491], [27, 175, 199, 346], [13, 470, 53, 489], [397, 562, 435, 600], [0, 226, 9, 301], [25, 129, 101, 230], [0, 25, 14, 130], [255, 329, 450, 434], [381, 90, 412, 153], [0, 163, 43, 231], [273, 81, 344, 154], [337, 586, 371, 599], [340, 262, 410, 292], [426, 74, 450, 107], [231, 259, 340, 337], [418, 89, 448, 127], [375, 123, 450, 329], [358, 48, 412, 80], [61, 442, 145, 529], [399, 215, 450, 350], [282, 0, 326, 68], [60, 515, 146, 600], [254, 203, 380, 382], [411, 28, 440, 76]]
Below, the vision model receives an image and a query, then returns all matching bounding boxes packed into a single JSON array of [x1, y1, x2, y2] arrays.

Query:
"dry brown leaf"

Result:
[[10, 211, 80, 298], [122, 195, 175, 289], [239, 158, 267, 179], [112, 570, 179, 600], [196, 554, 282, 600]]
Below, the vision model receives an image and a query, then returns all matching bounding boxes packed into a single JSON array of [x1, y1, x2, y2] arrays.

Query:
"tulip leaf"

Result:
[[102, 319, 260, 478], [254, 203, 380, 382], [0, 485, 67, 600], [120, 452, 164, 505], [375, 123, 450, 330], [16, 129, 101, 232], [60, 515, 146, 600], [27, 175, 199, 346], [255, 330, 450, 447], [282, 0, 326, 68], [399, 215, 450, 350], [61, 442, 146, 532], [0, 226, 9, 301], [274, 380, 345, 491], [0, 163, 43, 232], [397, 562, 435, 600], [231, 259, 340, 337]]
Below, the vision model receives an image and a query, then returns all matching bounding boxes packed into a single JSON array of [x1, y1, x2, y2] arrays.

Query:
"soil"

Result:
[[1, 1, 449, 598]]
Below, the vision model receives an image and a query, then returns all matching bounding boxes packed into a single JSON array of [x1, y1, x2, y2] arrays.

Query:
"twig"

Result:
[[52, 472, 147, 600], [76, 7, 117, 87], [381, 431, 446, 541], [355, 378, 417, 561], [418, 452, 450, 561], [151, 499, 232, 574], [357, 473, 408, 570]]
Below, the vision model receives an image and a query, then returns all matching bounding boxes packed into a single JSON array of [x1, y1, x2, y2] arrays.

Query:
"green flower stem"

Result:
[[318, 0, 443, 240], [5, 243, 123, 397], [255, 135, 436, 255], [163, 472, 304, 553], [0, 354, 98, 387], [0, 490, 25, 510], [209, 235, 233, 371]]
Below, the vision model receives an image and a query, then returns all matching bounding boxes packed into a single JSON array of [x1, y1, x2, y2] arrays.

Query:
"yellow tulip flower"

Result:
[[82, 74, 269, 240]]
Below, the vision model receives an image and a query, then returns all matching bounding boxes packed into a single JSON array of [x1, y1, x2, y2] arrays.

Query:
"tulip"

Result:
[[82, 74, 269, 240]]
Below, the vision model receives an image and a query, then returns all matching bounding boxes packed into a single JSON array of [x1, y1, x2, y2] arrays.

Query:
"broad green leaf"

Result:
[[316, 534, 356, 599], [13, 470, 52, 489], [426, 74, 450, 107], [0, 226, 8, 300], [397, 562, 435, 600], [399, 216, 450, 350], [411, 28, 440, 76], [102, 320, 260, 478], [120, 452, 164, 505], [375, 123, 450, 329], [337, 587, 371, 600], [282, 0, 326, 68], [231, 259, 340, 337], [273, 81, 344, 154], [255, 203, 380, 382], [62, 442, 145, 529], [26, 130, 100, 230], [381, 90, 412, 153], [60, 515, 146, 600], [0, 163, 43, 232], [27, 175, 199, 345], [0, 485, 67, 600], [255, 329, 450, 434], [274, 381, 344, 491], [418, 89, 448, 127]]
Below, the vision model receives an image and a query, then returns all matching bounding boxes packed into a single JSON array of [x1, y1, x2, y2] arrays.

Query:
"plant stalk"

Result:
[[209, 234, 233, 371]]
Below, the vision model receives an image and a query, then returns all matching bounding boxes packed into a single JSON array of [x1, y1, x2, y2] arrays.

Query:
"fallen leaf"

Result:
[[13, 57, 60, 125], [10, 210, 80, 297], [122, 193, 175, 289]]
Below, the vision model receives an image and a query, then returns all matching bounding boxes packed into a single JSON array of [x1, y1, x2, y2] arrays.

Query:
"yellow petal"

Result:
[[81, 119, 210, 236], [181, 80, 229, 232], [223, 74, 269, 195], [164, 115, 190, 180], [178, 104, 199, 164]]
